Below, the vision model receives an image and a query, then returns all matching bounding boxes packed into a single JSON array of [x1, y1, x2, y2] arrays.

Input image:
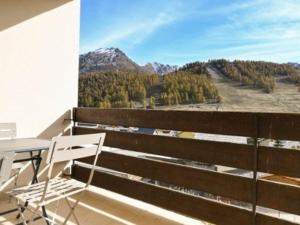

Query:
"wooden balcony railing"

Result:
[[71, 108, 300, 225]]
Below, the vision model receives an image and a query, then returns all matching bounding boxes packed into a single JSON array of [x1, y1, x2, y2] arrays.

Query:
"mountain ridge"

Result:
[[79, 47, 178, 75], [79, 47, 141, 73], [141, 62, 178, 75], [79, 48, 300, 88]]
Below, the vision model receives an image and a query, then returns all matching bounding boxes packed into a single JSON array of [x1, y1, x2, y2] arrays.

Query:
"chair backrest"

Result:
[[34, 133, 105, 205], [46, 133, 106, 165], [0, 123, 16, 139], [45, 133, 105, 192], [0, 152, 15, 187]]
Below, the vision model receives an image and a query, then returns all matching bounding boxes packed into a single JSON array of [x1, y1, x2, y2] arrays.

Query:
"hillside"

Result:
[[288, 62, 300, 69], [80, 48, 177, 75], [158, 66, 300, 113], [209, 59, 300, 93], [78, 48, 300, 112], [78, 71, 220, 108], [208, 66, 300, 112]]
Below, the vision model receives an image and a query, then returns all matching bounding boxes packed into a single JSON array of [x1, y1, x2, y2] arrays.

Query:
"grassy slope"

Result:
[[157, 66, 300, 113]]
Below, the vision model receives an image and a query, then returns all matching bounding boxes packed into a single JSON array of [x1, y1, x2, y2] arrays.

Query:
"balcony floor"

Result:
[[0, 188, 202, 225]]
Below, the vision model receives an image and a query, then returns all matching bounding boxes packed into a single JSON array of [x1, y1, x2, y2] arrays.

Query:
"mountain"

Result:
[[79, 48, 141, 73], [141, 63, 155, 74], [141, 62, 178, 75], [80, 47, 178, 75]]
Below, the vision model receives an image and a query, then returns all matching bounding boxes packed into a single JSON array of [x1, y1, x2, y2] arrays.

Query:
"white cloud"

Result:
[[194, 0, 300, 62]]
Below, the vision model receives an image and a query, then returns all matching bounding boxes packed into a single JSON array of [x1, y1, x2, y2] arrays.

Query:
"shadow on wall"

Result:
[[36, 110, 73, 183], [38, 110, 72, 139], [0, 0, 73, 32]]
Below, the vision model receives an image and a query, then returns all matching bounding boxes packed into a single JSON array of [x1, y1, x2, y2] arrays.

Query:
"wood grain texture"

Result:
[[257, 179, 300, 215], [258, 113, 300, 141], [72, 108, 300, 224], [258, 146, 300, 178], [74, 127, 254, 170], [74, 108, 257, 137], [72, 165, 253, 225], [74, 108, 300, 140], [79, 151, 253, 202]]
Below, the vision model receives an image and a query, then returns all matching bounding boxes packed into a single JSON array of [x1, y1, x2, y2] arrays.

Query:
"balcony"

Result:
[[1, 108, 300, 225]]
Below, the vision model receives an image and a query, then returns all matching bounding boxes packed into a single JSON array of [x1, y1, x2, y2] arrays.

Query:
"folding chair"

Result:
[[9, 133, 106, 225], [0, 123, 16, 140], [0, 152, 15, 188], [0, 123, 22, 187]]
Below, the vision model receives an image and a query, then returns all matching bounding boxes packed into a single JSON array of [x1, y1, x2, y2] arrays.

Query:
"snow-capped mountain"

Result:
[[79, 47, 178, 75], [79, 47, 141, 73], [152, 62, 178, 75], [142, 62, 178, 75]]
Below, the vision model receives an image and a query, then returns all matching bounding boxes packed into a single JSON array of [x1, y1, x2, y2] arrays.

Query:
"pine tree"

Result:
[[143, 99, 147, 109], [149, 97, 155, 109]]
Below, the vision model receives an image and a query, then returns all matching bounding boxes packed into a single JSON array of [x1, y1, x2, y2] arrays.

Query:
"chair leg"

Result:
[[65, 197, 80, 225], [15, 199, 28, 225], [49, 198, 62, 225], [26, 205, 41, 225], [18, 205, 49, 225], [61, 199, 80, 225], [16, 201, 28, 219], [41, 205, 51, 225], [14, 168, 21, 187]]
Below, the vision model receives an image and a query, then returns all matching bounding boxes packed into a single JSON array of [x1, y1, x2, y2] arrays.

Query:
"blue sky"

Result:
[[80, 0, 300, 66]]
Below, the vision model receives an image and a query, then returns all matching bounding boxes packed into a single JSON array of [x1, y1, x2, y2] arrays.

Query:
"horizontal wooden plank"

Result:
[[79, 151, 253, 203], [72, 165, 253, 225], [256, 213, 300, 225], [74, 127, 254, 170], [74, 108, 300, 140], [258, 146, 300, 178], [74, 108, 258, 137], [258, 113, 300, 141], [257, 179, 300, 215]]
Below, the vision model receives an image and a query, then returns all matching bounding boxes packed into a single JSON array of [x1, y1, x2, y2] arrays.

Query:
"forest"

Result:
[[78, 60, 300, 108], [78, 70, 220, 108], [209, 59, 300, 93], [179, 62, 209, 75], [159, 71, 219, 105]]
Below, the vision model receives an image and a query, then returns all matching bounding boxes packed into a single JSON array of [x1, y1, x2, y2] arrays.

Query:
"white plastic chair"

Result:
[[10, 133, 106, 225]]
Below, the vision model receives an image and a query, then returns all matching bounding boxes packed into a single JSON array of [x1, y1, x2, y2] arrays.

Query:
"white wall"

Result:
[[0, 0, 80, 137]]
